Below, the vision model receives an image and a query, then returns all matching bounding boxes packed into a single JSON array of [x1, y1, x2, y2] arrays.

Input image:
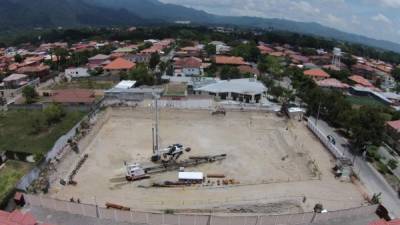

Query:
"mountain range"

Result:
[[1, 0, 400, 53]]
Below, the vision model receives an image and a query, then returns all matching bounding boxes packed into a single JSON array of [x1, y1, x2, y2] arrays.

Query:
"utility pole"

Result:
[[315, 100, 321, 127], [154, 94, 160, 153]]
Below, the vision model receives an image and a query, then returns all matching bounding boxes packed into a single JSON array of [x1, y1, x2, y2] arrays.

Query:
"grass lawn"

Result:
[[346, 95, 386, 108], [52, 80, 115, 90], [0, 110, 85, 154], [0, 160, 33, 204]]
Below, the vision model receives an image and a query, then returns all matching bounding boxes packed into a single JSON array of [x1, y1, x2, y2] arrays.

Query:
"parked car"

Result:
[[327, 135, 336, 145]]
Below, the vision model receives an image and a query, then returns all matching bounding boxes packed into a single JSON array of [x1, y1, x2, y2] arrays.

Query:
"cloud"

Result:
[[376, 0, 400, 8], [159, 0, 400, 44], [372, 14, 392, 24]]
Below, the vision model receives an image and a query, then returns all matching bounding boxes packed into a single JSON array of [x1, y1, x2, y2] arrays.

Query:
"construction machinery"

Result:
[[150, 94, 192, 163], [125, 154, 227, 181], [151, 144, 191, 163], [124, 93, 227, 181], [124, 162, 151, 181], [211, 107, 226, 116]]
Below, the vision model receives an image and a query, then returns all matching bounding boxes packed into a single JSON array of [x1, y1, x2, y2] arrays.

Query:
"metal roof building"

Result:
[[194, 78, 267, 103]]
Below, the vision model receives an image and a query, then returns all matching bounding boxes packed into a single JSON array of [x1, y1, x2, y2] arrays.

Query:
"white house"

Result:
[[173, 57, 203, 77], [65, 67, 90, 78]]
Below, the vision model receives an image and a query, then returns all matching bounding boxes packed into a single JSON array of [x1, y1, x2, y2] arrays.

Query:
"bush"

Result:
[[366, 145, 380, 162], [387, 159, 398, 170], [376, 161, 390, 174], [44, 104, 65, 125], [29, 113, 46, 134], [22, 86, 38, 104]]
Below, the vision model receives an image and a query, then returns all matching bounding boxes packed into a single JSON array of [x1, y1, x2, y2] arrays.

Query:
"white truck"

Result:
[[124, 163, 150, 181]]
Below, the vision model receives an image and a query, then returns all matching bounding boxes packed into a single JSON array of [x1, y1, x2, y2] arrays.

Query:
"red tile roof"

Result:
[[51, 89, 95, 104], [174, 57, 202, 68], [257, 45, 274, 54], [304, 69, 330, 78], [349, 75, 374, 87], [104, 58, 135, 70], [0, 210, 37, 225], [317, 78, 349, 89], [238, 65, 260, 75], [368, 219, 400, 225], [214, 56, 247, 65], [387, 120, 400, 132]]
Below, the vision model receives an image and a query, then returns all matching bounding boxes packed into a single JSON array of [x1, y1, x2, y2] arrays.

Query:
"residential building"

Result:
[[178, 46, 201, 57], [316, 78, 349, 91], [114, 80, 137, 89], [113, 47, 136, 54], [303, 69, 330, 81], [210, 41, 231, 55], [88, 54, 110, 68], [127, 53, 151, 64], [104, 57, 136, 73], [349, 75, 374, 88], [173, 57, 203, 77], [65, 67, 90, 78], [16, 64, 50, 80], [386, 120, 400, 154], [352, 63, 375, 78], [194, 78, 267, 103], [257, 45, 274, 55], [50, 89, 96, 105], [238, 65, 260, 76], [2, 73, 29, 89], [213, 56, 247, 66]]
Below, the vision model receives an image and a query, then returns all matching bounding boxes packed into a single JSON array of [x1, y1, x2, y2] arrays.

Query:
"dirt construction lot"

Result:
[[48, 107, 366, 213]]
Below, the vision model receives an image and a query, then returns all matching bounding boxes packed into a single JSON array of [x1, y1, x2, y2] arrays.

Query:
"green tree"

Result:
[[205, 44, 216, 56], [231, 42, 260, 62], [149, 53, 160, 70], [350, 106, 386, 151], [258, 55, 283, 78], [219, 66, 241, 80], [341, 53, 357, 68], [392, 67, 400, 82], [22, 86, 38, 104], [44, 104, 65, 125], [14, 54, 23, 63], [159, 61, 168, 75], [126, 64, 155, 86]]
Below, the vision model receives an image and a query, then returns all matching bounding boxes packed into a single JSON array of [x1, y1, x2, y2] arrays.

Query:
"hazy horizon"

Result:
[[160, 0, 400, 44]]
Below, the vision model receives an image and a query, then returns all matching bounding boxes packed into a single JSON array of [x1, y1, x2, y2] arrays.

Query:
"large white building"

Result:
[[194, 78, 267, 103]]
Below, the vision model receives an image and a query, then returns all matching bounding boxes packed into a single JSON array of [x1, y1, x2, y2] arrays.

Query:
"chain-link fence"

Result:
[[25, 195, 377, 225]]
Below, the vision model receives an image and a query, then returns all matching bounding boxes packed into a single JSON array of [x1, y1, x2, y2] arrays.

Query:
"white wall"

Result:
[[65, 68, 89, 78]]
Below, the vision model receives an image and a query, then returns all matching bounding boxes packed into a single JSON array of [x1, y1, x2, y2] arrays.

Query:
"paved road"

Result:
[[309, 117, 400, 218]]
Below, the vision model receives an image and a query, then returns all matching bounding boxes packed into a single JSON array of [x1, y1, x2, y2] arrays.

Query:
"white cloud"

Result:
[[290, 1, 320, 15], [372, 14, 392, 24], [159, 0, 400, 44], [376, 0, 400, 8]]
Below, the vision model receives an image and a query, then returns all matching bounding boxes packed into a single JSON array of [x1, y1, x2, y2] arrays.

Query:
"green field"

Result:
[[0, 110, 85, 154], [346, 95, 386, 108], [0, 160, 33, 204]]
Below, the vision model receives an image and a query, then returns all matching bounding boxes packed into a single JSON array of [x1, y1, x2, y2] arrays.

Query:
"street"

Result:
[[309, 117, 400, 218]]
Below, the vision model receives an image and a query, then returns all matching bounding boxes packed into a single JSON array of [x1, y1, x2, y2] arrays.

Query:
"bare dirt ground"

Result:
[[48, 107, 366, 213]]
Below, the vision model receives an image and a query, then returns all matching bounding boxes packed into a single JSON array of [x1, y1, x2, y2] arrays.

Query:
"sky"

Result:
[[159, 0, 400, 44]]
